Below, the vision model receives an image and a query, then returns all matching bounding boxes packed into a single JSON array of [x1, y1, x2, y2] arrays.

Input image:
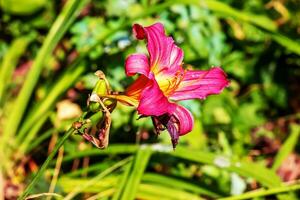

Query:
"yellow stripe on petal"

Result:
[[155, 70, 185, 97], [104, 94, 139, 107]]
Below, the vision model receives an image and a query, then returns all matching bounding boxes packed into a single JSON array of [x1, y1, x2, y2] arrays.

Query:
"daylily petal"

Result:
[[167, 105, 193, 147], [137, 75, 176, 116], [103, 75, 150, 108], [173, 105, 194, 136], [170, 67, 229, 101], [132, 23, 184, 76], [151, 105, 193, 148], [125, 53, 150, 77], [104, 94, 139, 107], [125, 75, 149, 99]]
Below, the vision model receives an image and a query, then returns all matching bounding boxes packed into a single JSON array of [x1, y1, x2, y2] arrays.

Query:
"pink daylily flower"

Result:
[[106, 23, 229, 148]]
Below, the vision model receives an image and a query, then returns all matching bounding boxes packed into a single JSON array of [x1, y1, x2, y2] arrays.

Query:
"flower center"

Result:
[[156, 70, 185, 97]]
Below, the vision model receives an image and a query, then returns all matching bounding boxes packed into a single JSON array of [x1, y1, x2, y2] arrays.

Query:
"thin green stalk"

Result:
[[2, 0, 89, 147], [218, 182, 300, 200], [18, 127, 76, 200], [20, 110, 103, 199], [47, 146, 64, 200], [24, 193, 63, 200]]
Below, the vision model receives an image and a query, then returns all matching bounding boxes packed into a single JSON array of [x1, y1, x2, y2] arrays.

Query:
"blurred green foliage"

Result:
[[1, 0, 300, 199]]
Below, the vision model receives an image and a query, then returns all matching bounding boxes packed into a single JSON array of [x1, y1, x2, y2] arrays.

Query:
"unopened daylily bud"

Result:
[[88, 101, 100, 112], [88, 71, 113, 113], [88, 93, 101, 112], [103, 98, 117, 112], [92, 78, 108, 96]]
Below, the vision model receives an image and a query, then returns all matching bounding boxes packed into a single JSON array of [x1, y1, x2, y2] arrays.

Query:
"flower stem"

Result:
[[18, 128, 76, 200]]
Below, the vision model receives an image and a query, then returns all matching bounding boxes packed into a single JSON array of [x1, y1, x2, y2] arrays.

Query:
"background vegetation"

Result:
[[0, 0, 300, 199]]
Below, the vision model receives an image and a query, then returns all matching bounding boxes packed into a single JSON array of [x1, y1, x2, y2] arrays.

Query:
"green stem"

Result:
[[18, 128, 76, 200]]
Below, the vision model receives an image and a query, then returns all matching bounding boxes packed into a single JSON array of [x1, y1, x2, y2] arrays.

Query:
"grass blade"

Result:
[[272, 124, 300, 171], [172, 146, 282, 188], [63, 156, 132, 200], [59, 143, 283, 188], [137, 183, 204, 200], [61, 144, 139, 163], [112, 161, 133, 200], [143, 173, 221, 198], [2, 0, 89, 146], [58, 176, 117, 193], [174, 0, 277, 32], [0, 35, 33, 105], [271, 33, 300, 55], [218, 182, 300, 200], [19, 127, 76, 199], [16, 64, 85, 145], [119, 147, 152, 200]]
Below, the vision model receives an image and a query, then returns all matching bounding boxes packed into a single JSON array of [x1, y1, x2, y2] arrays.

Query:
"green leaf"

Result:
[[174, 0, 277, 32], [271, 33, 300, 55], [137, 183, 205, 200], [218, 182, 300, 200], [112, 161, 133, 200], [2, 0, 90, 150], [0, 35, 33, 104], [143, 173, 221, 198], [119, 147, 152, 200], [63, 156, 132, 200], [0, 0, 47, 15], [172, 146, 282, 188], [272, 124, 300, 171]]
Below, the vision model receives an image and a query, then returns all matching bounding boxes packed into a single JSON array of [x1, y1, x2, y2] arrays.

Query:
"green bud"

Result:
[[88, 101, 101, 112], [104, 98, 117, 112], [92, 79, 108, 96]]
